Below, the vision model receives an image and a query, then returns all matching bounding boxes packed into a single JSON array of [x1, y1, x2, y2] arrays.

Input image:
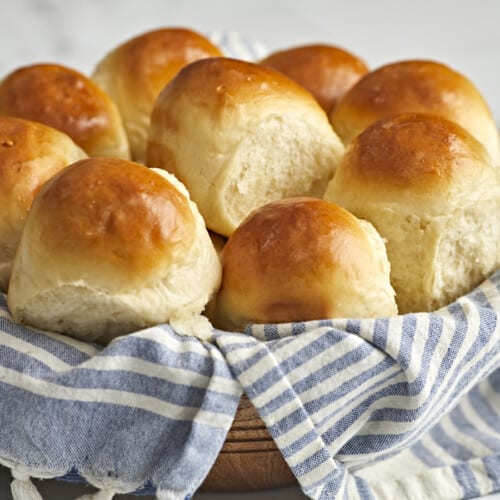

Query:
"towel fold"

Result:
[[0, 270, 498, 499]]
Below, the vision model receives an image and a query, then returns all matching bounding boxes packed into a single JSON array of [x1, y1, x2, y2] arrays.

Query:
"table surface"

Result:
[[0, 1, 499, 498], [1, 464, 499, 499]]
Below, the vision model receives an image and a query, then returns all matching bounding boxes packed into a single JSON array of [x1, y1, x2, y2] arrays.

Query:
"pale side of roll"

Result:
[[0, 117, 87, 292], [147, 57, 345, 237], [8, 157, 221, 343], [0, 63, 130, 159], [324, 113, 500, 313], [92, 27, 223, 163], [213, 197, 397, 332], [330, 59, 500, 164]]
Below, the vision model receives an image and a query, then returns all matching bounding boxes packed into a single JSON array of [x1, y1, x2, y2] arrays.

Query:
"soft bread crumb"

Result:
[[170, 314, 215, 342]]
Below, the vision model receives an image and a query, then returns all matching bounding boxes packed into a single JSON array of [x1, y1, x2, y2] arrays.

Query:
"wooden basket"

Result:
[[200, 394, 296, 492]]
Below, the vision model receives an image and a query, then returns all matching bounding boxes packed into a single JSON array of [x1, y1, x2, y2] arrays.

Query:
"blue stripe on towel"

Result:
[[483, 455, 500, 491], [301, 358, 396, 417], [449, 406, 500, 451], [452, 463, 481, 498], [48, 368, 238, 413], [0, 268, 498, 499], [411, 441, 446, 467], [490, 363, 500, 391], [372, 318, 390, 350], [291, 343, 374, 395], [104, 335, 233, 379], [228, 327, 348, 379], [467, 381, 500, 433], [245, 340, 373, 401], [354, 476, 376, 500], [429, 423, 476, 461], [262, 323, 279, 340], [0, 383, 232, 471], [0, 345, 62, 377], [298, 466, 345, 496], [397, 315, 418, 370], [0, 317, 93, 365]]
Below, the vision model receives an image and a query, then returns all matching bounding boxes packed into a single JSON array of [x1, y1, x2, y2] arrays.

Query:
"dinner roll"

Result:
[[260, 44, 368, 114], [324, 113, 500, 313], [0, 63, 130, 159], [8, 157, 221, 343], [0, 117, 87, 292], [213, 197, 397, 332], [330, 60, 500, 163], [92, 27, 223, 163], [147, 57, 345, 236]]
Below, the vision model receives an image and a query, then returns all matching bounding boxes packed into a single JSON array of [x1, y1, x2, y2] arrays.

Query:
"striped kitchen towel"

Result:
[[0, 269, 498, 500], [217, 269, 500, 500]]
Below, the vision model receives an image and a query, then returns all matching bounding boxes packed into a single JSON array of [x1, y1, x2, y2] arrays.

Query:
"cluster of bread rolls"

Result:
[[0, 26, 498, 342]]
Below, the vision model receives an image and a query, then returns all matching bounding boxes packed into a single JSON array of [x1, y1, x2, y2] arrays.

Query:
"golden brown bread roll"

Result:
[[0, 63, 130, 159], [324, 113, 500, 313], [8, 157, 221, 343], [260, 44, 368, 114], [147, 57, 345, 237], [213, 197, 397, 332], [0, 117, 87, 292], [330, 60, 500, 163], [92, 27, 224, 163]]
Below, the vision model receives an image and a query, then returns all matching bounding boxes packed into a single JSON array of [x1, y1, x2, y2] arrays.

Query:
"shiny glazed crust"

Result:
[[330, 59, 500, 162], [324, 113, 500, 313], [0, 63, 130, 159], [152, 56, 321, 110], [214, 197, 397, 331], [261, 44, 368, 114], [30, 158, 196, 285], [0, 116, 87, 291], [92, 27, 223, 162], [8, 157, 221, 342], [325, 112, 494, 212]]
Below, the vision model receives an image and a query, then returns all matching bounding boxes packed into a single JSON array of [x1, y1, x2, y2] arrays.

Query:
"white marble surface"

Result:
[[0, 1, 499, 498]]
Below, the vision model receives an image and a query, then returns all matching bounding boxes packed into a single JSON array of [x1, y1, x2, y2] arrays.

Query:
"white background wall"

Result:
[[1, 0, 500, 121]]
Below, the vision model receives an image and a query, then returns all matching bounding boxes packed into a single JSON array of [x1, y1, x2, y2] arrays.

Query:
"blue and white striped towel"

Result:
[[0, 32, 498, 500], [0, 269, 498, 499]]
